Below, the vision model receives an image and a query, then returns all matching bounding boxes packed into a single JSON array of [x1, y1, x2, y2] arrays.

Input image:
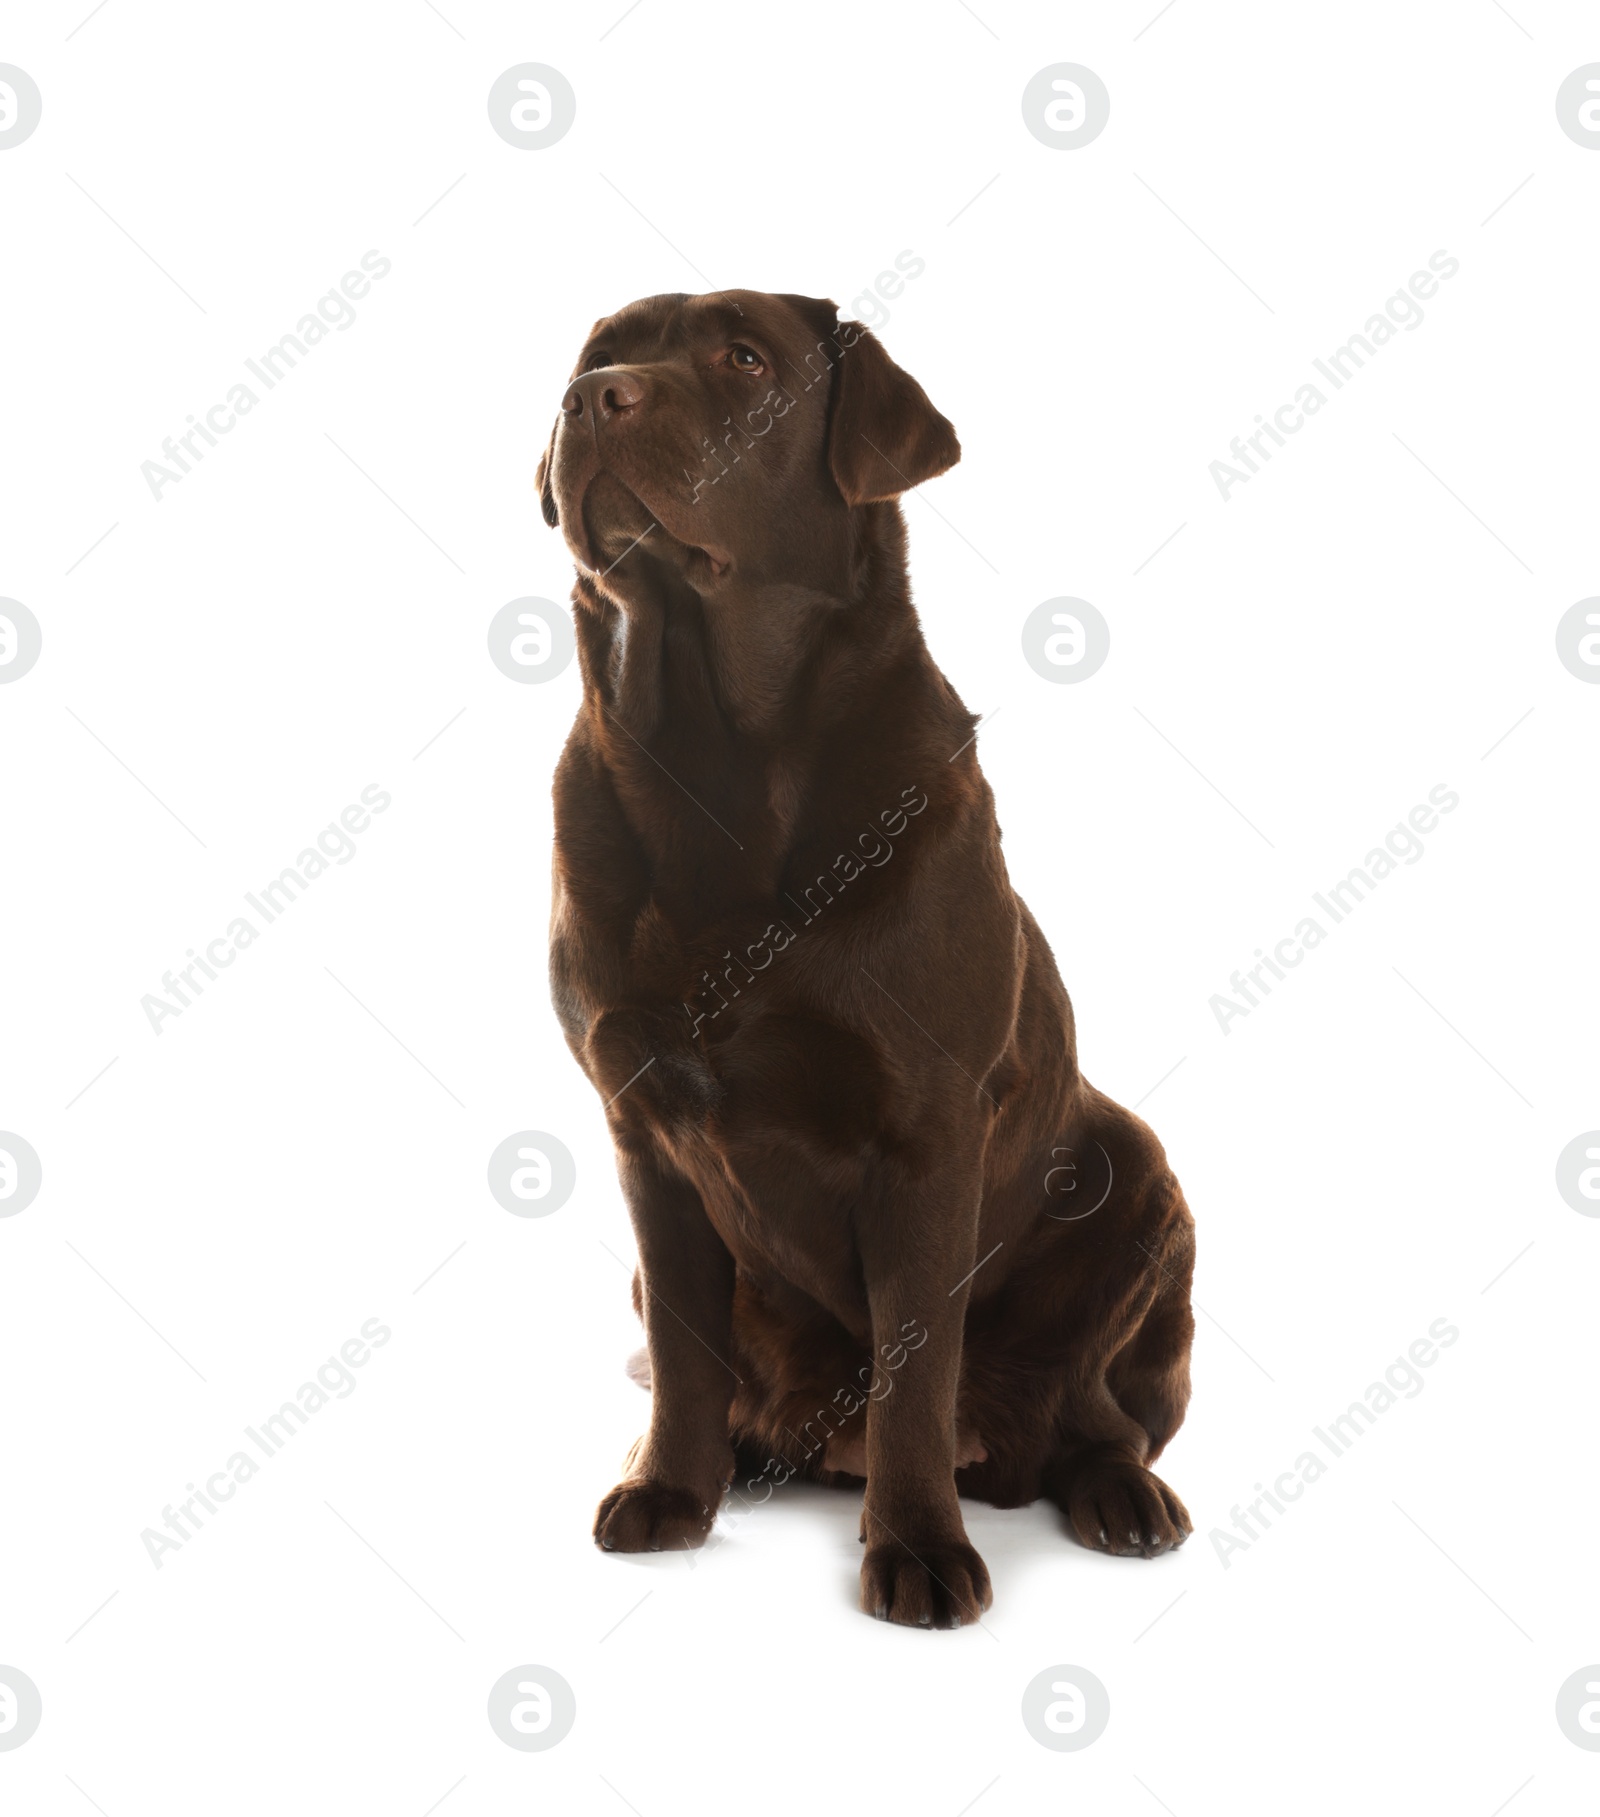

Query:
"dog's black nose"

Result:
[[563, 368, 646, 426]]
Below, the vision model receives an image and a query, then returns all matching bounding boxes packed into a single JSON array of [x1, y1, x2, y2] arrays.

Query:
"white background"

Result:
[[3, 0, 1597, 1811]]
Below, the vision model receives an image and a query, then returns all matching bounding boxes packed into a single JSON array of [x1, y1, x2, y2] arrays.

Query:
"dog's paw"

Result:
[[860, 1536, 992, 1628], [1064, 1461, 1191, 1558], [593, 1479, 717, 1553]]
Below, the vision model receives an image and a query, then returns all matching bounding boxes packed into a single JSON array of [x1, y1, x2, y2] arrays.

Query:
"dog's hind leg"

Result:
[[1040, 1093, 1196, 1558], [1043, 1340, 1194, 1560]]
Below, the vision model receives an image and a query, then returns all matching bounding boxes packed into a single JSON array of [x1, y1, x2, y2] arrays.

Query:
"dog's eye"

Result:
[[585, 351, 613, 371], [728, 344, 764, 373]]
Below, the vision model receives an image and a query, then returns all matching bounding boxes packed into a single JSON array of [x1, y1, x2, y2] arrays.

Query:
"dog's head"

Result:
[[536, 289, 959, 591]]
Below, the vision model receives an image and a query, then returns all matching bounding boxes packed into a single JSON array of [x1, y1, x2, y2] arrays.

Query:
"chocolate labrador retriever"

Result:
[[538, 289, 1195, 1627]]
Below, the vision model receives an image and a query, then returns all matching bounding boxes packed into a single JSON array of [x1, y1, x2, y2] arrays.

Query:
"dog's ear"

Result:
[[823, 320, 961, 506], [535, 421, 559, 527]]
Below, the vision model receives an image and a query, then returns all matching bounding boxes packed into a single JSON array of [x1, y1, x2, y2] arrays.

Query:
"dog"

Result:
[[538, 289, 1195, 1627]]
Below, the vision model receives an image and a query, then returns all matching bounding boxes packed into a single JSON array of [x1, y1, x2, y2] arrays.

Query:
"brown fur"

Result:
[[540, 290, 1196, 1626]]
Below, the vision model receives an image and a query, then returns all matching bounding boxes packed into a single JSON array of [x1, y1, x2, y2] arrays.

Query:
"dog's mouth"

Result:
[[587, 510, 732, 587], [556, 448, 733, 585]]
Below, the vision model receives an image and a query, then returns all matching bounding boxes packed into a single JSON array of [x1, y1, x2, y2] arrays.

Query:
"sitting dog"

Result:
[[538, 289, 1195, 1627]]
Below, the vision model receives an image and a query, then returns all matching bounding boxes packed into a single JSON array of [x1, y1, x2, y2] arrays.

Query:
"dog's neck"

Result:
[[564, 503, 967, 920], [571, 502, 913, 739]]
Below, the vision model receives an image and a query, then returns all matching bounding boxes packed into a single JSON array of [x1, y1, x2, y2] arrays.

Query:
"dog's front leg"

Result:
[[593, 1143, 736, 1554], [856, 1152, 993, 1628]]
